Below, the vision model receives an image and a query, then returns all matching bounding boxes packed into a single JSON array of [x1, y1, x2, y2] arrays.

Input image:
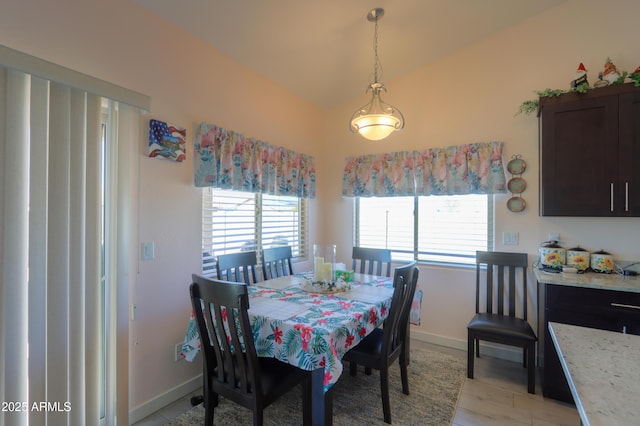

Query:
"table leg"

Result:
[[307, 367, 330, 426], [324, 385, 334, 426]]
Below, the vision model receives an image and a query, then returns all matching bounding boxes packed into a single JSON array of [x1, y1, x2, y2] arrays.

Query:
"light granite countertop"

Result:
[[548, 322, 640, 426], [534, 268, 640, 293]]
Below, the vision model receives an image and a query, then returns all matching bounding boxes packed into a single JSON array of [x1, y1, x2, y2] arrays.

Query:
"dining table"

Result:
[[181, 272, 398, 426]]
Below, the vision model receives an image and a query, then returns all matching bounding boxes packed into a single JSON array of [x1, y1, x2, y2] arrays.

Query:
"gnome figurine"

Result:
[[571, 63, 589, 88], [599, 57, 621, 86], [630, 65, 640, 87]]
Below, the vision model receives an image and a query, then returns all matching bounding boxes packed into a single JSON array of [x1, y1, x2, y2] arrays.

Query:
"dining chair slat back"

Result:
[[342, 261, 419, 424], [190, 274, 311, 425], [352, 247, 392, 277], [261, 246, 294, 280], [216, 251, 259, 284]]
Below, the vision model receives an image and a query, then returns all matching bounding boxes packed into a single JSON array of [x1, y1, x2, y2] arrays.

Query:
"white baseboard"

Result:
[[410, 329, 527, 364], [129, 375, 202, 425]]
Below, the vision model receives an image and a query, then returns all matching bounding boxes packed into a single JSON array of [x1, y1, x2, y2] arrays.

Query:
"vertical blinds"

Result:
[[1, 45, 146, 425]]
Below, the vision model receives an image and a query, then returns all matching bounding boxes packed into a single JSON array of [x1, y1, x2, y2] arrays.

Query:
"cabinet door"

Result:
[[618, 92, 640, 215], [540, 96, 619, 216], [543, 326, 573, 402], [627, 319, 640, 335]]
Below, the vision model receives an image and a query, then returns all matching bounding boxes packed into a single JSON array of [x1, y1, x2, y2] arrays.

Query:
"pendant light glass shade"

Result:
[[350, 82, 404, 141], [350, 8, 404, 141]]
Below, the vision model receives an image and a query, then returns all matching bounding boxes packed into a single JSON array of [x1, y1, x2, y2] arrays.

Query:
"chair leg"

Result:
[[405, 322, 411, 365], [349, 361, 357, 376], [203, 389, 216, 426], [204, 406, 213, 426], [467, 331, 474, 379], [527, 343, 536, 394], [400, 355, 409, 395], [253, 409, 264, 426], [380, 366, 391, 424], [202, 373, 218, 426], [475, 338, 480, 357]]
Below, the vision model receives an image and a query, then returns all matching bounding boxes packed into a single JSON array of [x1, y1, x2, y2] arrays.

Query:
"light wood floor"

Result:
[[425, 341, 580, 426], [134, 340, 580, 426]]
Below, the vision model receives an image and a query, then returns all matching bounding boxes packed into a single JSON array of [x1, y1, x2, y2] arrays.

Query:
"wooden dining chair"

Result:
[[190, 274, 312, 426], [261, 246, 294, 280], [352, 247, 392, 277], [342, 261, 419, 424], [352, 246, 415, 365], [216, 251, 259, 284], [467, 251, 537, 394]]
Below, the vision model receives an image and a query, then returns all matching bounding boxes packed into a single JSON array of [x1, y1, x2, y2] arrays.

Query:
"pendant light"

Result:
[[350, 7, 404, 141]]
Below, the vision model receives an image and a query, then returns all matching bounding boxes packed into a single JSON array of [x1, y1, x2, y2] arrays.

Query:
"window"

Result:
[[202, 188, 307, 276], [355, 194, 493, 265]]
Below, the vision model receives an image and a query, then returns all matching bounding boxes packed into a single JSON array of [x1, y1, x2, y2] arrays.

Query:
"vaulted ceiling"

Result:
[[135, 0, 565, 108]]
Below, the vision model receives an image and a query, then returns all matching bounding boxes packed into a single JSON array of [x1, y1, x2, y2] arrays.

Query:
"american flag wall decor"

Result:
[[149, 119, 186, 162]]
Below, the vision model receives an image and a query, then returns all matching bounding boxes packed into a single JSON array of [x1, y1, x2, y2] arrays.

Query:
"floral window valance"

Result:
[[194, 123, 316, 198], [342, 141, 506, 197]]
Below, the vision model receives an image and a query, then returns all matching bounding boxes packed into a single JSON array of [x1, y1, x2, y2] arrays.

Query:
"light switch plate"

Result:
[[502, 232, 519, 245], [142, 242, 155, 260]]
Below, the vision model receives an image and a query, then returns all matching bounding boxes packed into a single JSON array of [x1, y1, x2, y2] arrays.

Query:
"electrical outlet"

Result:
[[548, 232, 560, 242], [175, 343, 184, 362]]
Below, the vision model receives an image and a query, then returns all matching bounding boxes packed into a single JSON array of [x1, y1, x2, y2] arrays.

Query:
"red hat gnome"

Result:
[[570, 62, 588, 89]]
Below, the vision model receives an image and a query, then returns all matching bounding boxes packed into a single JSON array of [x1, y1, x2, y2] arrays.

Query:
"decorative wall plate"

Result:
[[507, 177, 527, 193], [507, 196, 526, 212], [507, 157, 526, 175]]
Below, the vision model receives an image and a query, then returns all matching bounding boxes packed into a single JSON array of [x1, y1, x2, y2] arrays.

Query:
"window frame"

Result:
[[354, 194, 494, 266], [201, 188, 308, 276]]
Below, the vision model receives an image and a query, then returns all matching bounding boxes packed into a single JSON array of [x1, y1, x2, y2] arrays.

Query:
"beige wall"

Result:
[[2, 0, 640, 422], [1, 0, 322, 422], [325, 0, 640, 352]]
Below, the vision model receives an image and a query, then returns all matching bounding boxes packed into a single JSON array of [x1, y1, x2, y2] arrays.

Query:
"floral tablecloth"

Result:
[[181, 273, 416, 392]]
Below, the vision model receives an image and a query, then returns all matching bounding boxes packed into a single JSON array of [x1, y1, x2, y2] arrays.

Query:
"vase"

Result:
[[313, 244, 336, 282]]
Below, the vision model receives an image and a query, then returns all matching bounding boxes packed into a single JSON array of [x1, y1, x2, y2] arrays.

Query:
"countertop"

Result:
[[534, 268, 640, 293], [548, 322, 640, 426]]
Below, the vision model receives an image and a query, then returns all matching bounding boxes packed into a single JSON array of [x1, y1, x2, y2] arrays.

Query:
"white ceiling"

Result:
[[135, 0, 565, 108]]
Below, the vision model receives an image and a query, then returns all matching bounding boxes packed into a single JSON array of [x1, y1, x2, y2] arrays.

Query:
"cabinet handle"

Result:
[[611, 302, 640, 310], [625, 181, 629, 212], [611, 183, 614, 212]]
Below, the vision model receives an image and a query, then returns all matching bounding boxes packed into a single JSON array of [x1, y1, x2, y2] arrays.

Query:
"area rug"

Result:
[[166, 346, 465, 425]]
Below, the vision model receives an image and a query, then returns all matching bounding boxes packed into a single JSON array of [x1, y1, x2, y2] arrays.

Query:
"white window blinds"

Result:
[[202, 188, 307, 277], [356, 194, 493, 264]]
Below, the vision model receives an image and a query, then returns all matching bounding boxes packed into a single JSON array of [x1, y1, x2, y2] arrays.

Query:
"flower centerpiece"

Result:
[[301, 243, 353, 293], [301, 276, 352, 293]]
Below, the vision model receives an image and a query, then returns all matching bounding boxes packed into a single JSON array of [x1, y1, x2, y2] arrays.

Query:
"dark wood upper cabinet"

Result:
[[619, 90, 640, 215], [538, 83, 640, 216]]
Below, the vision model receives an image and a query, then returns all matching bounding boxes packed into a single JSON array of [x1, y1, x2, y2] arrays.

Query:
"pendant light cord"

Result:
[[373, 16, 381, 84]]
